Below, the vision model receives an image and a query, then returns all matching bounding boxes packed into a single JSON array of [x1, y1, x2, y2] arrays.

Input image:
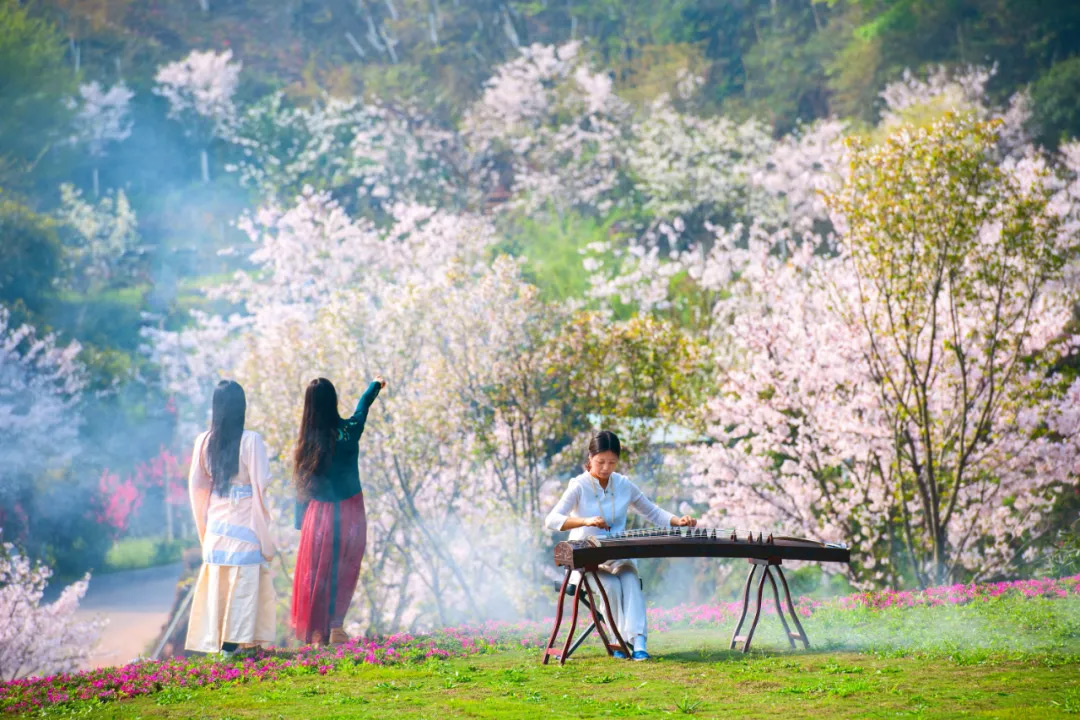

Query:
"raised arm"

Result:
[[339, 380, 383, 443], [188, 432, 212, 544]]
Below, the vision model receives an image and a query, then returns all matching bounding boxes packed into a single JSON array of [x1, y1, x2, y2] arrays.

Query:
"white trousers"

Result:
[[573, 564, 646, 642]]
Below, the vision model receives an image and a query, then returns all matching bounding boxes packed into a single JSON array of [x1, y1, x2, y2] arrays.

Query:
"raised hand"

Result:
[[375, 375, 387, 389]]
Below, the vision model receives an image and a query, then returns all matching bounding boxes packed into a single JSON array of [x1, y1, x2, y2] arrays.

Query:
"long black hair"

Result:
[[208, 380, 246, 496], [584, 430, 621, 470], [294, 378, 341, 498]]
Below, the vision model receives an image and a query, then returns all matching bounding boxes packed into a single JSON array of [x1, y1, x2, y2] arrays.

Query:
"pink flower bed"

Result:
[[0, 623, 545, 715], [643, 574, 1080, 630], [4, 574, 1078, 714], [835, 575, 1080, 611]]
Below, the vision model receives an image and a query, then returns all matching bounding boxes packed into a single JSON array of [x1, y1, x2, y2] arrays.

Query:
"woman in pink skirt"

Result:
[[290, 375, 385, 646]]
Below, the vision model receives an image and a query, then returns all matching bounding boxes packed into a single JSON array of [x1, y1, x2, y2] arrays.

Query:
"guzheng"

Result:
[[541, 527, 851, 665]]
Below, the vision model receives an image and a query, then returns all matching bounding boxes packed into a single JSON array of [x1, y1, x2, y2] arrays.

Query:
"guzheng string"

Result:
[[592, 528, 848, 549], [599, 526, 738, 540]]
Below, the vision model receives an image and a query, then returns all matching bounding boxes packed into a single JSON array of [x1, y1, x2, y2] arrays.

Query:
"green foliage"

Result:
[[22, 0, 1080, 145], [0, 0, 74, 187], [50, 286, 147, 354], [1046, 521, 1080, 578], [731, 1, 834, 134], [0, 197, 62, 320], [499, 209, 629, 303], [675, 692, 703, 713], [103, 535, 191, 573], [27, 479, 114, 580], [826, 0, 1080, 125], [1031, 56, 1080, 148], [549, 311, 711, 453]]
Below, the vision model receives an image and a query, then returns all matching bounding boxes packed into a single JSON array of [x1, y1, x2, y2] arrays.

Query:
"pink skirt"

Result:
[[290, 492, 367, 643]]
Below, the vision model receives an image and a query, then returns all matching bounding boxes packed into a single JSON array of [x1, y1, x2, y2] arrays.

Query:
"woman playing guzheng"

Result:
[[545, 430, 696, 661], [186, 380, 277, 656], [291, 375, 385, 646]]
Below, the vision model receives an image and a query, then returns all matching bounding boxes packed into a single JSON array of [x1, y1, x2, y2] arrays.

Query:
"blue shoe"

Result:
[[612, 650, 628, 659], [632, 650, 651, 661]]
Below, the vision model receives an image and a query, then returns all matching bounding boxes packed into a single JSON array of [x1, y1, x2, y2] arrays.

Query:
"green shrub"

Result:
[[103, 536, 192, 573], [1031, 56, 1080, 148]]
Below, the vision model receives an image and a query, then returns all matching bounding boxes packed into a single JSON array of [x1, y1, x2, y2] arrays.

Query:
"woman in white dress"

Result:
[[185, 380, 277, 655], [545, 430, 696, 661]]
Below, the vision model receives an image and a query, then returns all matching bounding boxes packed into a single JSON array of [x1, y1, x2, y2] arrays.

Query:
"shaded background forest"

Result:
[[2, 0, 1080, 586]]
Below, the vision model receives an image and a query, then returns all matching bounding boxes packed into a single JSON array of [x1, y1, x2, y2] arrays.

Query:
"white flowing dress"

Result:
[[185, 430, 277, 653]]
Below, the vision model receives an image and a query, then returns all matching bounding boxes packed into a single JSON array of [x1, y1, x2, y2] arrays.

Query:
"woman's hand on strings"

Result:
[[671, 514, 697, 527], [584, 515, 610, 530]]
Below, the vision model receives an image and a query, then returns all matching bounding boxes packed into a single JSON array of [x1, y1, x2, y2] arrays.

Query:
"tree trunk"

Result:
[[70, 37, 81, 73], [200, 149, 210, 183], [345, 31, 367, 59], [92, 166, 100, 198]]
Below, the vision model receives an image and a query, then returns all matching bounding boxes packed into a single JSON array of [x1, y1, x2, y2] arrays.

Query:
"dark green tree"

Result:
[[0, 197, 62, 321], [0, 0, 75, 189], [1031, 56, 1080, 148]]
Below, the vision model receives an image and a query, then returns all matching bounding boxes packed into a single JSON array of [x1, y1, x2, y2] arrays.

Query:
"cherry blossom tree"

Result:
[[687, 114, 1080, 588], [463, 41, 631, 216], [145, 175, 711, 628], [69, 81, 133, 197], [55, 183, 140, 291], [0, 308, 86, 543], [96, 470, 141, 538], [142, 51, 1080, 627], [154, 49, 241, 183], [624, 92, 773, 228], [224, 93, 468, 212], [146, 189, 508, 628], [877, 64, 1034, 154], [0, 539, 104, 681]]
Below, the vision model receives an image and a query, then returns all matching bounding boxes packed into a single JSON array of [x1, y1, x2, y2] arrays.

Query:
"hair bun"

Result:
[[587, 430, 621, 459]]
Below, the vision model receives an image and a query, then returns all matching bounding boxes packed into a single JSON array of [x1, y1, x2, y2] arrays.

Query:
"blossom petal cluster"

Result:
[[153, 49, 241, 137], [0, 542, 104, 683]]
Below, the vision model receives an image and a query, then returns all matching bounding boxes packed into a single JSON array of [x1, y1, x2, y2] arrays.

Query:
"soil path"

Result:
[[75, 563, 183, 669]]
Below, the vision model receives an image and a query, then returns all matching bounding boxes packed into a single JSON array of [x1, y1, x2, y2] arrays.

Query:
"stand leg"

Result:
[[565, 622, 596, 660], [729, 563, 758, 649], [558, 575, 585, 666], [740, 567, 769, 653], [764, 568, 795, 649], [541, 568, 571, 665], [582, 575, 615, 657], [590, 570, 631, 658], [776, 566, 810, 649]]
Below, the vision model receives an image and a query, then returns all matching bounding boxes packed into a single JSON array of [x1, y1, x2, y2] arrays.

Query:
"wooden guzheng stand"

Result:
[[542, 527, 851, 664]]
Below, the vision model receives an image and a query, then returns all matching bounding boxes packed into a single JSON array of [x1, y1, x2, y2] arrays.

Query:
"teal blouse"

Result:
[[294, 381, 381, 529]]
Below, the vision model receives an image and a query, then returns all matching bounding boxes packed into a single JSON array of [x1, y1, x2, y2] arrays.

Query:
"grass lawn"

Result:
[[50, 630, 1080, 720], [102, 537, 193, 573], [13, 578, 1080, 719]]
